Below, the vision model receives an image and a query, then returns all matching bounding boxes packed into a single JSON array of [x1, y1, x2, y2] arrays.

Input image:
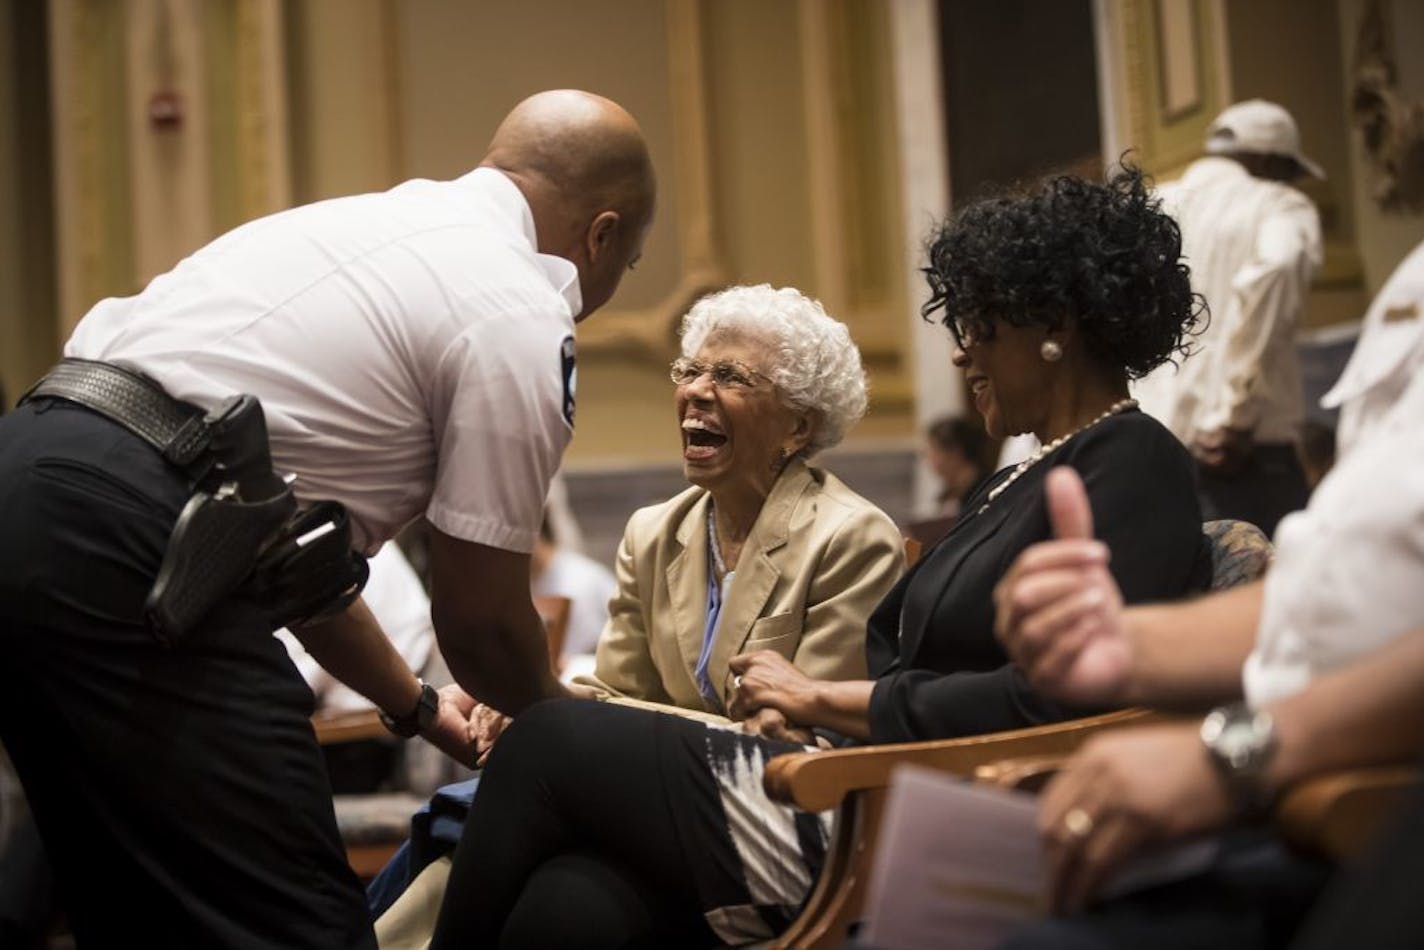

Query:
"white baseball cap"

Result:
[[1204, 99, 1325, 179]]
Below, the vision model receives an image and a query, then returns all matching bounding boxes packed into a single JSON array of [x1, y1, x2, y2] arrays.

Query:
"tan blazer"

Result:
[[577, 459, 904, 723]]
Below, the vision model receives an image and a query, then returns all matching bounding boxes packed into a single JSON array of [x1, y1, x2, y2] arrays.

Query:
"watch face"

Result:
[[1203, 707, 1275, 773], [1217, 719, 1262, 769]]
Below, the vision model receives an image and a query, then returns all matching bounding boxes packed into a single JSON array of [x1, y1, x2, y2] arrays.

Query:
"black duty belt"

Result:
[[24, 358, 224, 472]]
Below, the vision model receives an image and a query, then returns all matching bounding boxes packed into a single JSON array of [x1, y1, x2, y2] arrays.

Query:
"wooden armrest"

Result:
[[312, 709, 390, 745], [974, 754, 1068, 793], [764, 709, 1161, 812], [1274, 765, 1420, 862]]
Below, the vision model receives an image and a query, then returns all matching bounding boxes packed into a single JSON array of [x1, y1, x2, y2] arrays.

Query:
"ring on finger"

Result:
[[732, 674, 744, 689], [1063, 807, 1094, 839]]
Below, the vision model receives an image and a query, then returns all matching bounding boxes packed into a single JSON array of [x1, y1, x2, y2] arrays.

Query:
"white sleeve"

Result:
[[426, 308, 574, 553], [1200, 200, 1322, 432]]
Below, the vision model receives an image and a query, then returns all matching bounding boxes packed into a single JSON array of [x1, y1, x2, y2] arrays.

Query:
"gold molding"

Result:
[[234, 0, 291, 220], [575, 0, 727, 356], [50, 0, 136, 337], [800, 0, 850, 318], [127, 0, 213, 284]]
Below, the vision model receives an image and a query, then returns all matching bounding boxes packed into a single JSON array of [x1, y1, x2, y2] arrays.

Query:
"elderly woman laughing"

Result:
[[576, 284, 904, 730]]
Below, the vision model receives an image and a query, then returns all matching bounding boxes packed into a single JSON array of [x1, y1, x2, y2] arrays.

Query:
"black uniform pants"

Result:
[[0, 400, 372, 948]]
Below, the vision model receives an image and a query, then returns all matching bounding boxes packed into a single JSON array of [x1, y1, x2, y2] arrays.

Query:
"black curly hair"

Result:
[[921, 163, 1204, 380]]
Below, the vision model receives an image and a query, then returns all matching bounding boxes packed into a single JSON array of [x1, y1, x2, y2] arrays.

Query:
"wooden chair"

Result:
[[902, 536, 923, 569], [765, 710, 1162, 948], [1274, 765, 1421, 862], [765, 520, 1274, 947], [312, 595, 573, 881]]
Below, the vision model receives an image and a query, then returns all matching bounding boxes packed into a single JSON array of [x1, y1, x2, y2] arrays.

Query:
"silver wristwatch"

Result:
[[1199, 703, 1278, 816]]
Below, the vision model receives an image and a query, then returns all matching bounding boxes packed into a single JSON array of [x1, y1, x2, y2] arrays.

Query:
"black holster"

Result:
[[145, 396, 368, 641], [23, 359, 369, 643]]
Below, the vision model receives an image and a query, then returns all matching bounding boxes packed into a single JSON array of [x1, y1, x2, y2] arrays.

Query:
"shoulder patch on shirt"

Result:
[[561, 334, 577, 427]]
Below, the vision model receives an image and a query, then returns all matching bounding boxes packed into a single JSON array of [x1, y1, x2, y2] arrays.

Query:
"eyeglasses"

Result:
[[669, 357, 770, 391]]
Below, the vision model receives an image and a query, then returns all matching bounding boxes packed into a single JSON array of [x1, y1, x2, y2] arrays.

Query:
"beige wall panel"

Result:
[[206, 0, 292, 232], [49, 0, 137, 334], [395, 0, 684, 319], [703, 0, 816, 298], [285, 0, 403, 202], [125, 0, 214, 284]]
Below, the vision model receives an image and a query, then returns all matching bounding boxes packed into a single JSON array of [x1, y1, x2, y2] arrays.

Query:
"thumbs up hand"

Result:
[[993, 467, 1134, 706]]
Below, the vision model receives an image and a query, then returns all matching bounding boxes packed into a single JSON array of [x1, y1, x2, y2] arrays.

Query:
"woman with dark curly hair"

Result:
[[427, 166, 1211, 949]]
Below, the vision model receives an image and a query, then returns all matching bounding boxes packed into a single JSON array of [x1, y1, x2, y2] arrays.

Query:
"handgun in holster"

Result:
[[143, 395, 367, 643]]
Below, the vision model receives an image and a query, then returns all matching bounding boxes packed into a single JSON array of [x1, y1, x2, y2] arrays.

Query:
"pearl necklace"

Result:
[[979, 399, 1139, 512]]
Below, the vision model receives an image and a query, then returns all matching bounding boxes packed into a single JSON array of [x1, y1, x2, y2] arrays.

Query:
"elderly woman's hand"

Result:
[[727, 650, 820, 722], [419, 684, 482, 766], [1038, 722, 1234, 914], [471, 701, 512, 768], [994, 467, 1133, 707], [740, 706, 819, 746]]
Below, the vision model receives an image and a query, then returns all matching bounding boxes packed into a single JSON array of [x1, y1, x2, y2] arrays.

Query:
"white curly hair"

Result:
[[679, 284, 869, 456]]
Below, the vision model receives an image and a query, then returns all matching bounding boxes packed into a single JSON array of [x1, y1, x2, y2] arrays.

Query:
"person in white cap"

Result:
[[1134, 99, 1324, 537]]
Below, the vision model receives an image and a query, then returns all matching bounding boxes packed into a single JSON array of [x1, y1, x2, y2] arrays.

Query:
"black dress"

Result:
[[429, 409, 1209, 948]]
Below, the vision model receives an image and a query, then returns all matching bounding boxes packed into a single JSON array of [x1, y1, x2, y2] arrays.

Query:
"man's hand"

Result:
[[727, 650, 820, 722], [740, 706, 818, 746], [419, 684, 482, 766], [994, 467, 1133, 707], [1191, 426, 1253, 476], [1038, 722, 1234, 913]]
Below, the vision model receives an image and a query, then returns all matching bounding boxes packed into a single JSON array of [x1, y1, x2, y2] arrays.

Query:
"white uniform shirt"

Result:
[[66, 168, 581, 553], [1243, 242, 1424, 706], [1134, 157, 1322, 445], [275, 543, 434, 713]]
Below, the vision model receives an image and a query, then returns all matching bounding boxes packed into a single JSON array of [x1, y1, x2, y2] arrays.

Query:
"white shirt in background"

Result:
[[1135, 156, 1322, 445], [66, 167, 581, 554], [533, 547, 618, 659]]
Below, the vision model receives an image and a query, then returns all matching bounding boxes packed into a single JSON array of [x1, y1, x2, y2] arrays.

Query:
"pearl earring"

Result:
[[1040, 340, 1063, 362]]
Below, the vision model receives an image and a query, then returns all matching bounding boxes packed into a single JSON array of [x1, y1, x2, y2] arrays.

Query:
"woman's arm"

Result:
[[570, 514, 673, 704], [785, 507, 905, 683], [726, 506, 904, 738]]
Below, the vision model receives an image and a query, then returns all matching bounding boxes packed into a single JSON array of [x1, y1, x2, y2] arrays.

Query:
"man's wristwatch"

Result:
[[379, 681, 439, 739], [1199, 703, 1278, 816]]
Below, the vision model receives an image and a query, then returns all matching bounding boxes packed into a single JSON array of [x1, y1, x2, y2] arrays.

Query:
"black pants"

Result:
[[1197, 443, 1309, 539], [431, 699, 797, 949], [998, 831, 1329, 950], [0, 401, 372, 948]]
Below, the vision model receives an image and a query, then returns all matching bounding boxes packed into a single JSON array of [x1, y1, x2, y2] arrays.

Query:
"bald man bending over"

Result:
[[0, 90, 654, 948]]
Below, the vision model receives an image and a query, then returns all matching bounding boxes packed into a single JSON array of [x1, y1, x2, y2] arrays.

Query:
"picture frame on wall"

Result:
[[1155, 0, 1203, 121]]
